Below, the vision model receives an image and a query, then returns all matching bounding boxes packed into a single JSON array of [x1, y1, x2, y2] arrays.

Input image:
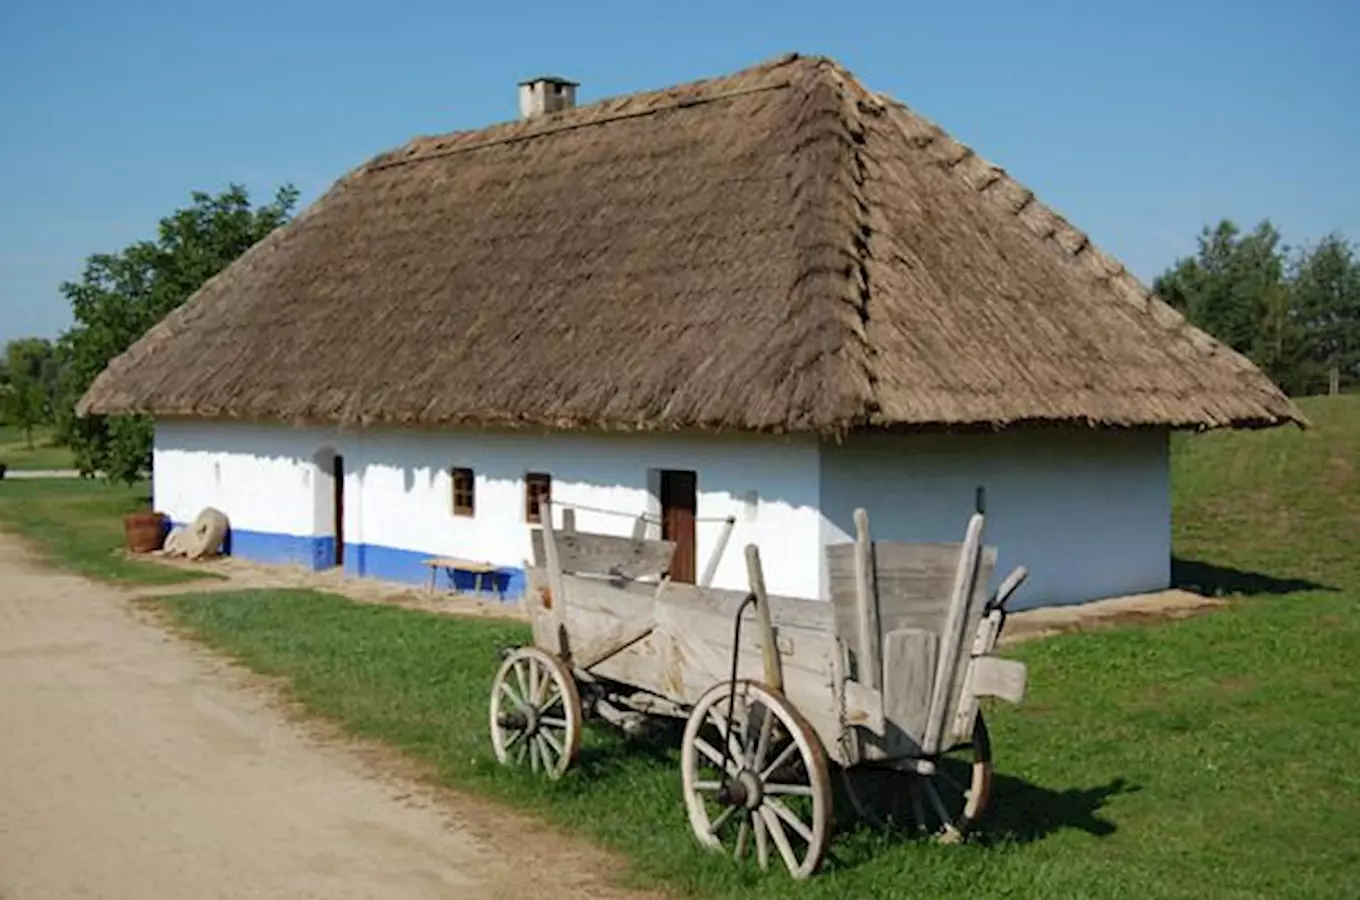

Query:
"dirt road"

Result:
[[0, 532, 658, 900]]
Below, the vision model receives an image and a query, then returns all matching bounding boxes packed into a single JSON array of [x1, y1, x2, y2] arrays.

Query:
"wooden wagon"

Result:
[[487, 499, 1030, 878]]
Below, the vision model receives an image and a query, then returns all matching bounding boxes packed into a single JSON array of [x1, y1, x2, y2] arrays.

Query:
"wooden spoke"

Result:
[[708, 805, 737, 836], [692, 736, 728, 770], [705, 706, 747, 767], [681, 679, 832, 880], [760, 741, 799, 781], [759, 806, 799, 875], [488, 648, 582, 779], [754, 808, 770, 870], [838, 715, 994, 843], [539, 727, 564, 760], [767, 797, 815, 843], [513, 661, 530, 704], [497, 679, 524, 708]]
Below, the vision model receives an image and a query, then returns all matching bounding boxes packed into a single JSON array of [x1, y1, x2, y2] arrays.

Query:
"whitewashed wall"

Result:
[[817, 428, 1172, 609], [153, 419, 1172, 607], [152, 419, 824, 598]]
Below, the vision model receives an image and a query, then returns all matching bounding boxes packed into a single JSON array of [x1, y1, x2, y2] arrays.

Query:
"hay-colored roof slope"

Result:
[[78, 54, 1305, 433]]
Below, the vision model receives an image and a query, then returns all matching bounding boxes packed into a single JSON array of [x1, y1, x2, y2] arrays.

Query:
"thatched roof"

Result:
[[78, 53, 1305, 434]]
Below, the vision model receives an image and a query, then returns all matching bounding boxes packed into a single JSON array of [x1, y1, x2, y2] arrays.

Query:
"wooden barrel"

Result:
[[124, 511, 169, 553]]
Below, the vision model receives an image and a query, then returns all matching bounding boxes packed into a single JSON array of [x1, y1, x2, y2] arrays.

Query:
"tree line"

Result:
[[3, 194, 1356, 483], [1154, 220, 1359, 397]]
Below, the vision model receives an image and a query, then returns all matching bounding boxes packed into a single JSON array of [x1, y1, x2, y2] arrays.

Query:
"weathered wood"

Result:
[[842, 677, 885, 736], [660, 581, 834, 633], [530, 529, 675, 579], [991, 565, 1029, 611], [573, 615, 658, 670], [537, 502, 569, 658], [921, 513, 984, 754], [831, 543, 977, 641], [562, 508, 576, 534], [969, 656, 1027, 704], [745, 544, 782, 692], [630, 514, 648, 542], [882, 627, 938, 753], [852, 509, 881, 690], [699, 516, 735, 588]]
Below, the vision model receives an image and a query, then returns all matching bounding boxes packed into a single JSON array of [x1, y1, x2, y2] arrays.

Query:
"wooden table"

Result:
[[421, 557, 502, 599]]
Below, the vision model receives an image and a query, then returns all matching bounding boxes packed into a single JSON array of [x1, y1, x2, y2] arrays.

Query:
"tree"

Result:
[[1153, 219, 1311, 393], [58, 183, 299, 482], [1290, 232, 1360, 392], [2, 338, 57, 448]]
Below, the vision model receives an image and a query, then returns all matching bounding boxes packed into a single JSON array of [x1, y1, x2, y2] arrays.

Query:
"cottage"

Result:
[[77, 54, 1303, 609]]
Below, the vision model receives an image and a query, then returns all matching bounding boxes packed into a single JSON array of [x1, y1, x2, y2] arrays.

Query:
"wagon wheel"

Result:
[[841, 713, 993, 843], [680, 680, 833, 879], [489, 647, 582, 779]]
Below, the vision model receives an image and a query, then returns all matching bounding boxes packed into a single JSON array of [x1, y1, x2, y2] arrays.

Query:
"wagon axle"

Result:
[[715, 770, 765, 810]]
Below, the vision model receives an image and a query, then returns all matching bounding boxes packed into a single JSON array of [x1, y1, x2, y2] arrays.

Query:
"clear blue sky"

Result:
[[1, 0, 1356, 346]]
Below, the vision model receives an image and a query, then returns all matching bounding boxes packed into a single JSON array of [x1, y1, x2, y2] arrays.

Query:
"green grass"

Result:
[[0, 423, 76, 470], [0, 478, 209, 585], [26, 396, 1360, 897]]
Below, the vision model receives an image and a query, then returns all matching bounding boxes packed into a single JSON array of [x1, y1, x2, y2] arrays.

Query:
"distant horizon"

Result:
[[3, 0, 1357, 346]]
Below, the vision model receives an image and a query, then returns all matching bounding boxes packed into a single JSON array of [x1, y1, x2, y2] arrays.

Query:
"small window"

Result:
[[525, 472, 552, 524], [451, 467, 475, 517]]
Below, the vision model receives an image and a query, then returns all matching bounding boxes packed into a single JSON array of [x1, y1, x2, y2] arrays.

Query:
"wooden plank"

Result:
[[991, 565, 1029, 611], [842, 677, 884, 736], [745, 544, 782, 692], [531, 529, 675, 579], [538, 503, 569, 657], [921, 513, 984, 754], [659, 581, 834, 634], [422, 557, 497, 573], [969, 656, 1027, 704], [574, 615, 657, 670], [948, 649, 1026, 743], [830, 542, 954, 648], [852, 509, 881, 690], [881, 627, 938, 753]]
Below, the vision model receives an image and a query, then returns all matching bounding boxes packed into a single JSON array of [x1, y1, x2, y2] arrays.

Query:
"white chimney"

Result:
[[518, 75, 579, 120]]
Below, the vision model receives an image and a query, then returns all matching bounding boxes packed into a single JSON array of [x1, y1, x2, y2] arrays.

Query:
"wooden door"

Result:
[[332, 454, 345, 567], [659, 469, 696, 584]]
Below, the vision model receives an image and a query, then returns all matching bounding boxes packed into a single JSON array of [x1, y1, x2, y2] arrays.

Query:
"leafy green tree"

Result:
[[2, 338, 57, 447], [1154, 219, 1311, 392], [58, 183, 298, 482], [1290, 232, 1360, 391]]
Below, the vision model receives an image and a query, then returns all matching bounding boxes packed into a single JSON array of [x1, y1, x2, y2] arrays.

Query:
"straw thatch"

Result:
[[78, 53, 1305, 433]]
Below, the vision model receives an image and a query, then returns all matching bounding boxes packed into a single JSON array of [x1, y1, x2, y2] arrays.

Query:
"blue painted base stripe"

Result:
[[177, 522, 525, 602]]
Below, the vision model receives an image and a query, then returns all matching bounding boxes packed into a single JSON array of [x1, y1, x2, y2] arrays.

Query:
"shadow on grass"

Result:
[[1172, 556, 1336, 596], [980, 774, 1135, 842], [832, 763, 1133, 846]]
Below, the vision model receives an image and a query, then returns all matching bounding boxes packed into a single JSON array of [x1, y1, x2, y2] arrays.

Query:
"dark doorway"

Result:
[[659, 469, 697, 584], [332, 454, 345, 567]]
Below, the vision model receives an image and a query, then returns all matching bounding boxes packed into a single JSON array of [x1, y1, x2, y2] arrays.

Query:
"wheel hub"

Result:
[[717, 769, 765, 810], [497, 705, 538, 735]]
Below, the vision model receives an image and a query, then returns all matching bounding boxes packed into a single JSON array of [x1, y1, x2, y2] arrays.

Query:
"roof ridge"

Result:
[[813, 60, 882, 428], [367, 53, 813, 173]]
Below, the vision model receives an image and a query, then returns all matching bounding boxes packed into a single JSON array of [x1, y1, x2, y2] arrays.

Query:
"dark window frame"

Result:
[[451, 467, 475, 517], [525, 472, 552, 524]]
